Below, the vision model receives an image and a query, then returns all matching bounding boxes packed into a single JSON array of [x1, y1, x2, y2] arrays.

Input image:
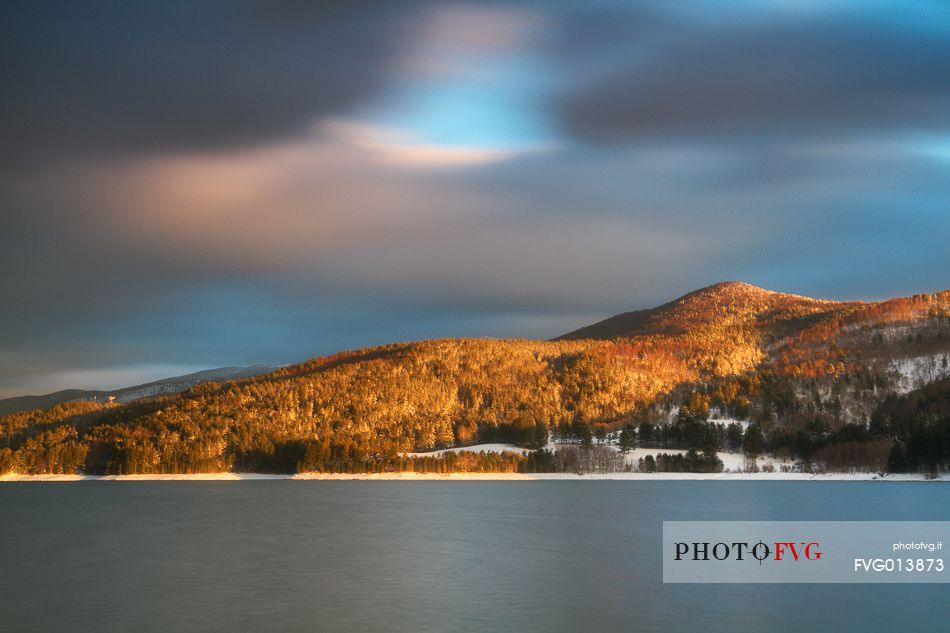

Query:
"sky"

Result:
[[2, 0, 950, 397]]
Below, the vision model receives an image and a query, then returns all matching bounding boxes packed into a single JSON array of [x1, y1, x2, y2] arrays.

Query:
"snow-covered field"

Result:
[[403, 443, 530, 458], [405, 441, 791, 473], [708, 417, 751, 429], [614, 447, 792, 473]]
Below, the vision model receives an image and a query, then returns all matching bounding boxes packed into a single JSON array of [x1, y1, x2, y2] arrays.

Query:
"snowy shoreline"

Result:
[[3, 442, 946, 482], [1, 471, 947, 482]]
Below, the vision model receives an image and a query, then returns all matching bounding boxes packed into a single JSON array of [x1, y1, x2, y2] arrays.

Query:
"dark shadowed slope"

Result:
[[0, 390, 107, 417], [0, 366, 277, 416]]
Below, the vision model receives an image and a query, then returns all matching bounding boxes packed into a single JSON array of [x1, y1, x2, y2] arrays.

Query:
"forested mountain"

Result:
[[2, 282, 949, 475]]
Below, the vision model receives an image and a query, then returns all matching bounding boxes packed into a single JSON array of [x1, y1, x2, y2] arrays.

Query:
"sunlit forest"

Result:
[[2, 283, 949, 475]]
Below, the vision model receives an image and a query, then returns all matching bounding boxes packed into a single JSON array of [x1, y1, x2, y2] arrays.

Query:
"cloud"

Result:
[[397, 2, 548, 79], [3, 1, 950, 396], [0, 1, 427, 171], [0, 119, 789, 395], [555, 9, 950, 143]]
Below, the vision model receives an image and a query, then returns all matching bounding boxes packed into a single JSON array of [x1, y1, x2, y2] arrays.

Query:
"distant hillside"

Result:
[[0, 366, 276, 416], [2, 282, 949, 476], [0, 389, 108, 418]]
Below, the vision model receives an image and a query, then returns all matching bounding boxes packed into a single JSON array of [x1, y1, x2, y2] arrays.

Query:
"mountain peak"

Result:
[[681, 281, 777, 304], [700, 280, 770, 294], [556, 281, 836, 341], [690, 280, 829, 303]]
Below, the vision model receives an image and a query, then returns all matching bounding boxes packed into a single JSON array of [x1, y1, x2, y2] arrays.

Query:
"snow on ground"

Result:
[[403, 443, 527, 458], [890, 353, 950, 393], [0, 428, 933, 482], [3, 472, 946, 482], [0, 473, 91, 482], [708, 417, 751, 430], [405, 440, 790, 473], [403, 437, 801, 474], [0, 472, 288, 482], [616, 448, 791, 473], [292, 472, 949, 481]]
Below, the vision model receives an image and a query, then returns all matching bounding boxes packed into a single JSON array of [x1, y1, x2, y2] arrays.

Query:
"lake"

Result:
[[1, 482, 948, 632]]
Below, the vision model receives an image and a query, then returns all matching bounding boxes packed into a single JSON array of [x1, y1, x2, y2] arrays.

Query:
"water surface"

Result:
[[1, 482, 948, 632]]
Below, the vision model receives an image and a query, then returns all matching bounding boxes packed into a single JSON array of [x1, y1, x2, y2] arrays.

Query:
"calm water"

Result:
[[1, 482, 948, 632]]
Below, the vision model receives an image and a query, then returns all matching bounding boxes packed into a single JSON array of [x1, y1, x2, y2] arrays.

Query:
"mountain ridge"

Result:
[[556, 280, 854, 341], [2, 281, 949, 476], [0, 365, 277, 417]]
